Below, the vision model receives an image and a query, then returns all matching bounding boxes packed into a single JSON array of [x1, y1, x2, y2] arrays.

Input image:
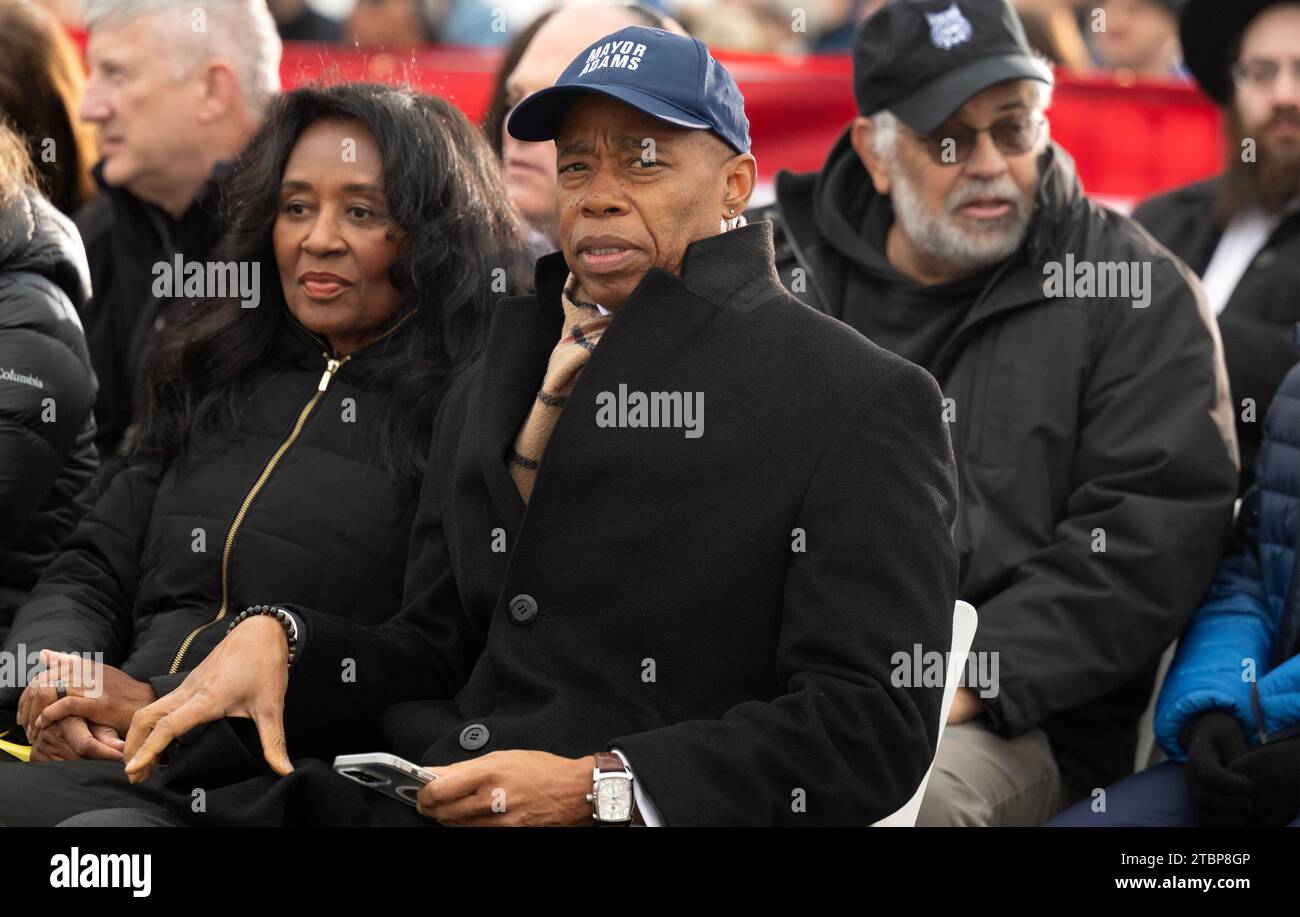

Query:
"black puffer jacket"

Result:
[[0, 310, 423, 742], [0, 188, 98, 638]]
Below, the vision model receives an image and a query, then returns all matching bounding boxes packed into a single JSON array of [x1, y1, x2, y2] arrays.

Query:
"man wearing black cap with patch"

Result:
[[1134, 0, 1300, 492], [760, 0, 1239, 825], [0, 26, 959, 827]]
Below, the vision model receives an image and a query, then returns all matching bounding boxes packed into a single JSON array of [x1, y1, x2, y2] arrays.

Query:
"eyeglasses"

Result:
[[910, 113, 1045, 166], [1231, 58, 1300, 90]]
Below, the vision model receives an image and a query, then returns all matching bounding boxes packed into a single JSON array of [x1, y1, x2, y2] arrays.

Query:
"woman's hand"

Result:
[[123, 614, 292, 784], [17, 649, 93, 736], [26, 653, 157, 740], [30, 716, 125, 762]]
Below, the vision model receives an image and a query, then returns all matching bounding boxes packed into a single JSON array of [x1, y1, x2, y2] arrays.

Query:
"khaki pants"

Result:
[[917, 720, 1064, 826]]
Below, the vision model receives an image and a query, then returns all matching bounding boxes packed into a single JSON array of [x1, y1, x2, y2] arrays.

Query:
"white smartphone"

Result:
[[333, 752, 436, 807]]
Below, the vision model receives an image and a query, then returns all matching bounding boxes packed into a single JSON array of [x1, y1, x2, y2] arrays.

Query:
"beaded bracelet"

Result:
[[226, 604, 297, 668]]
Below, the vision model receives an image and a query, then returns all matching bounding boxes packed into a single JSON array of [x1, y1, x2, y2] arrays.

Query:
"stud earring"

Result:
[[721, 211, 747, 232]]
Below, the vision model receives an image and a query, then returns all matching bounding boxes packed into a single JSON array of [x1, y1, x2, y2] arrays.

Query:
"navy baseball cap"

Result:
[[507, 25, 751, 154]]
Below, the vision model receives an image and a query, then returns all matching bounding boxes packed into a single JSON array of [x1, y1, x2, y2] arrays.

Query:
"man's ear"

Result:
[[194, 59, 241, 125], [850, 115, 891, 196], [722, 152, 758, 217]]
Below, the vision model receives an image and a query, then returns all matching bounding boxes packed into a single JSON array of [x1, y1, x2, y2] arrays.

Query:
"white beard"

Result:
[[888, 162, 1033, 277]]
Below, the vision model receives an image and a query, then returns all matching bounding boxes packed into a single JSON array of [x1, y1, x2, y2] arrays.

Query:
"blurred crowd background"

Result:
[[0, 0, 1223, 267], [25, 0, 1192, 80]]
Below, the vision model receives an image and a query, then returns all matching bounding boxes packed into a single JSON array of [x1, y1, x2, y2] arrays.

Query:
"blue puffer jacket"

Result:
[[1156, 359, 1300, 759]]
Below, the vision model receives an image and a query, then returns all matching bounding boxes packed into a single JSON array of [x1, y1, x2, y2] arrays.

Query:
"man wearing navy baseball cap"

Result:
[[338, 25, 960, 826], [760, 0, 1238, 825], [505, 24, 754, 311]]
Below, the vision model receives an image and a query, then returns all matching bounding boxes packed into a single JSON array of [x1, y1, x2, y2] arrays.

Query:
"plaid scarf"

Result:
[[508, 274, 613, 503]]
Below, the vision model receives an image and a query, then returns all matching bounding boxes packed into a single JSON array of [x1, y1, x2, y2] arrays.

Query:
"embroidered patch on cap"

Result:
[[927, 3, 973, 51]]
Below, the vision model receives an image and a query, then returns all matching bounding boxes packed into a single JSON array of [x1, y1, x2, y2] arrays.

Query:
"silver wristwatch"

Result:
[[587, 751, 636, 825]]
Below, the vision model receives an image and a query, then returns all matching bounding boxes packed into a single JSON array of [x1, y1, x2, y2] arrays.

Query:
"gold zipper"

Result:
[[166, 308, 419, 674], [167, 352, 351, 673]]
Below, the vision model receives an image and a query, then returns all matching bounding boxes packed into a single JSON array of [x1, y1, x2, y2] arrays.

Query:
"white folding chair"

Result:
[[872, 600, 979, 827], [1133, 639, 1178, 772]]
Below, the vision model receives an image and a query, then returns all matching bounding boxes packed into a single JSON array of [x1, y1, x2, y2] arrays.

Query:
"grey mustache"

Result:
[[947, 180, 1023, 214]]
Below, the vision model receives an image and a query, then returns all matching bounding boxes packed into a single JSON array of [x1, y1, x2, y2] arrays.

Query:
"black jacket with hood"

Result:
[[0, 188, 98, 638], [759, 135, 1241, 798]]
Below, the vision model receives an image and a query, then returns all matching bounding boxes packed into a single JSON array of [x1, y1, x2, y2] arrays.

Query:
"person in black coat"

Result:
[[74, 162, 228, 492], [756, 0, 1239, 822], [0, 84, 522, 782], [1132, 0, 1300, 492], [0, 124, 97, 645], [0, 27, 959, 827], [72, 0, 283, 490]]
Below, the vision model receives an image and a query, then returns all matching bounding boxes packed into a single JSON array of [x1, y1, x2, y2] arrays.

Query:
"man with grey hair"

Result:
[[74, 0, 281, 486], [760, 0, 1238, 825]]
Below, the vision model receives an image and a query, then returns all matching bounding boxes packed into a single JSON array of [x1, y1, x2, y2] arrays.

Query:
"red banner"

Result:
[[277, 43, 1224, 209], [70, 30, 1225, 209]]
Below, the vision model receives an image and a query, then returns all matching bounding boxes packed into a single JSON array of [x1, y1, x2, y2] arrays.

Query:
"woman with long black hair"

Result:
[[0, 83, 524, 786]]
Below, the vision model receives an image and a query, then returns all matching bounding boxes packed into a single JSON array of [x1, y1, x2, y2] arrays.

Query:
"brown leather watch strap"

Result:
[[591, 752, 642, 826]]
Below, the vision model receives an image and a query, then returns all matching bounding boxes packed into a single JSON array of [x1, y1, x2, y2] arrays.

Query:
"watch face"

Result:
[[595, 776, 633, 821]]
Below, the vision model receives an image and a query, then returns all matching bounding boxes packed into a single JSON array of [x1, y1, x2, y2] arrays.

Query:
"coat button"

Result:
[[1252, 248, 1277, 271], [508, 593, 538, 625], [459, 724, 489, 751]]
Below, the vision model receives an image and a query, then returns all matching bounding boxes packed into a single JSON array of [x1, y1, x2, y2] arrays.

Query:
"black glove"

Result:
[[1184, 711, 1253, 826], [1227, 736, 1300, 826]]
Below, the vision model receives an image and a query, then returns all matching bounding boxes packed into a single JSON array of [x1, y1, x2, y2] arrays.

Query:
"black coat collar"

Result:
[[530, 221, 784, 315], [481, 222, 785, 530], [91, 158, 232, 247]]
